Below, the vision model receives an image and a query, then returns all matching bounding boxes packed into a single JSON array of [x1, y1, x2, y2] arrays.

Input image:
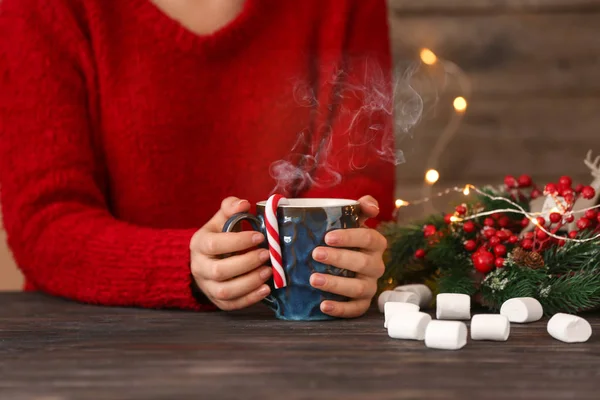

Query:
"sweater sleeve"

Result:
[[0, 0, 214, 310], [301, 0, 396, 224]]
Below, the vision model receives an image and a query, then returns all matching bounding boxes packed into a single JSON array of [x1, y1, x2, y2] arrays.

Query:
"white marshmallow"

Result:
[[470, 314, 510, 341], [500, 297, 543, 323], [436, 293, 471, 320], [387, 312, 432, 340], [384, 302, 420, 328], [377, 290, 394, 313], [424, 320, 468, 350], [547, 313, 592, 343], [388, 291, 419, 306], [394, 284, 433, 308]]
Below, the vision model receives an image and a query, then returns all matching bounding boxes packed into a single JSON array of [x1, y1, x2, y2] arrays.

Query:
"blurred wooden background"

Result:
[[390, 0, 600, 219], [1, 0, 600, 290]]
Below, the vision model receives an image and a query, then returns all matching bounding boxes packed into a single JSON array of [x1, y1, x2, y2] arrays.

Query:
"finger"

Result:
[[310, 273, 376, 299], [217, 284, 272, 311], [358, 195, 380, 222], [320, 298, 371, 319], [312, 246, 385, 278], [323, 228, 387, 253], [192, 230, 265, 256], [207, 265, 273, 302], [193, 247, 270, 281], [206, 196, 252, 231]]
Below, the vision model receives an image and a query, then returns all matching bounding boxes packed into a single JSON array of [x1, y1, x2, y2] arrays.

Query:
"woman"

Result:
[[0, 0, 396, 318]]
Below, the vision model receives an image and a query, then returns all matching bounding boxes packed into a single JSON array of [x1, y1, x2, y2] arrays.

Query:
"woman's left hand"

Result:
[[309, 195, 387, 318]]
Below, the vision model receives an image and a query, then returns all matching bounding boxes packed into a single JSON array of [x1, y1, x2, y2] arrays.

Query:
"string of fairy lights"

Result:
[[394, 183, 600, 243], [393, 48, 600, 244]]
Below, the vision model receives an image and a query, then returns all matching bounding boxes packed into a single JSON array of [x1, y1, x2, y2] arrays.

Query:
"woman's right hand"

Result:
[[189, 197, 272, 310]]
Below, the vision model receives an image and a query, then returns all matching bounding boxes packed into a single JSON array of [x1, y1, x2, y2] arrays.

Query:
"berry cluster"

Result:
[[414, 175, 598, 275]]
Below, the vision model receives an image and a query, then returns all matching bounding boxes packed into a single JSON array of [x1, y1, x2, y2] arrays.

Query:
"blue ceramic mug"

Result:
[[222, 198, 360, 321]]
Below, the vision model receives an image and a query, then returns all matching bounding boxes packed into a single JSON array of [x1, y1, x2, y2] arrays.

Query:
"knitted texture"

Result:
[[0, 0, 395, 310]]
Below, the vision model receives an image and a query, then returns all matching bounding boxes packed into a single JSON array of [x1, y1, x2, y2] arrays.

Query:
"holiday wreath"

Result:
[[379, 153, 600, 315]]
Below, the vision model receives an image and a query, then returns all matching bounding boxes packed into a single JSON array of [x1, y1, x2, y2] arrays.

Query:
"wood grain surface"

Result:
[[1, 292, 599, 400]]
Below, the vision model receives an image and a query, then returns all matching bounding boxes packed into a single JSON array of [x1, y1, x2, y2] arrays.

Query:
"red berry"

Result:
[[536, 217, 546, 227], [483, 228, 496, 239], [504, 175, 517, 188], [558, 176, 572, 189], [496, 230, 509, 241], [423, 225, 437, 238], [530, 189, 542, 199], [463, 221, 476, 233], [597, 214, 600, 224], [585, 209, 598, 220], [455, 205, 467, 215], [495, 258, 506, 268], [489, 236, 501, 246], [498, 216, 510, 228], [564, 192, 575, 204], [560, 187, 574, 198], [464, 240, 477, 252], [544, 183, 558, 194], [521, 239, 534, 250], [575, 184, 584, 193], [568, 231, 579, 239], [558, 240, 566, 247], [415, 249, 426, 259], [566, 214, 575, 223], [536, 229, 548, 240], [444, 213, 453, 224], [518, 174, 532, 188], [509, 235, 519, 244], [577, 218, 591, 230], [549, 213, 562, 223], [484, 218, 495, 227], [582, 186, 596, 200], [472, 250, 495, 273], [521, 218, 530, 228], [494, 244, 507, 257], [524, 232, 534, 240]]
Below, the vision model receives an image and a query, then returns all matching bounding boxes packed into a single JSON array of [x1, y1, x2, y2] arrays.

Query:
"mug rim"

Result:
[[256, 198, 359, 208]]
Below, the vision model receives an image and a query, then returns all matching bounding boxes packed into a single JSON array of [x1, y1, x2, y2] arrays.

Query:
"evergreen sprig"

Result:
[[378, 186, 600, 315]]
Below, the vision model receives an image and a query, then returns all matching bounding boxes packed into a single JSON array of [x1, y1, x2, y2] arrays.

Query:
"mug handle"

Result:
[[222, 212, 279, 312]]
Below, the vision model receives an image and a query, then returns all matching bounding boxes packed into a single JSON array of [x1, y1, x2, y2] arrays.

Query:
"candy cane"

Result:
[[265, 194, 288, 289]]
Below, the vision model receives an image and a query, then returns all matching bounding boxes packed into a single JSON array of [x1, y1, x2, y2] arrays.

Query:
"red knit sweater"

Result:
[[0, 0, 395, 310]]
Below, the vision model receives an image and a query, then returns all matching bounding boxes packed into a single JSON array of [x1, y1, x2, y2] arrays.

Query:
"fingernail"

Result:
[[257, 285, 270, 297], [259, 250, 270, 262], [366, 202, 379, 210], [321, 302, 334, 312], [325, 233, 340, 245], [253, 233, 264, 244], [237, 199, 249, 207], [313, 248, 328, 261], [311, 274, 326, 287], [260, 267, 272, 280]]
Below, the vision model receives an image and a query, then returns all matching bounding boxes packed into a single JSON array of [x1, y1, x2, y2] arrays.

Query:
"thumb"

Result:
[[358, 195, 380, 225], [206, 196, 252, 232]]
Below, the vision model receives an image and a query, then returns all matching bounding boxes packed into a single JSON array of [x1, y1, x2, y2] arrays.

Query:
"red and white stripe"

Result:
[[265, 194, 288, 289]]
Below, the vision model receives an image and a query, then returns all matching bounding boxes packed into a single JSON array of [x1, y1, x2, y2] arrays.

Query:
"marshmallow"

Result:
[[436, 293, 471, 320], [387, 312, 432, 340], [424, 320, 468, 350], [500, 297, 543, 323], [377, 290, 394, 313], [547, 313, 592, 343], [470, 314, 510, 341], [388, 291, 419, 306], [394, 284, 433, 308], [384, 301, 420, 328]]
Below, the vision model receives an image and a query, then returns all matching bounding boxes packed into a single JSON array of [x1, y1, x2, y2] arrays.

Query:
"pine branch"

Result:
[[541, 271, 600, 315], [479, 266, 548, 311]]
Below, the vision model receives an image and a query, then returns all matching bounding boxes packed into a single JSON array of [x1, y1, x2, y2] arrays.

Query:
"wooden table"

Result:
[[1, 293, 599, 399]]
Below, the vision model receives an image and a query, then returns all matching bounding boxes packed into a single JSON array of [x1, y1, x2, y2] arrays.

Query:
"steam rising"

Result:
[[270, 57, 424, 196]]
